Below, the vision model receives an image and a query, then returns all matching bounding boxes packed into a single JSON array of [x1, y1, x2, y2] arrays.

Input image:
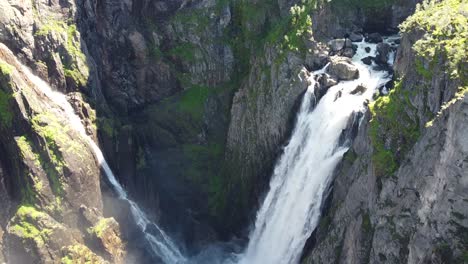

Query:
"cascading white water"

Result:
[[238, 38, 397, 264], [19, 64, 186, 263]]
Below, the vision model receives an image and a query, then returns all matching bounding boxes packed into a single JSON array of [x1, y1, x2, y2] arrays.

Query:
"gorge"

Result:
[[0, 0, 467, 263]]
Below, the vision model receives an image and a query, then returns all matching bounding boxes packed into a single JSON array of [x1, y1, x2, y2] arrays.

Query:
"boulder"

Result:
[[350, 84, 367, 95], [342, 48, 355, 58], [318, 73, 338, 89], [376, 42, 391, 65], [344, 38, 353, 48], [349, 32, 364, 42], [305, 42, 330, 70], [365, 47, 371, 53], [328, 56, 360, 80], [328, 39, 346, 52], [361, 56, 374, 65], [366, 33, 383, 43]]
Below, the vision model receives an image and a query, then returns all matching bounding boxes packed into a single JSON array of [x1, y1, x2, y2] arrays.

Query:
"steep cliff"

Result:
[[303, 1, 467, 263]]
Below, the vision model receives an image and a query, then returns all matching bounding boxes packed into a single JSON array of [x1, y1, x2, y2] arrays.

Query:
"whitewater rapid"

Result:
[[237, 38, 396, 264], [18, 63, 186, 263]]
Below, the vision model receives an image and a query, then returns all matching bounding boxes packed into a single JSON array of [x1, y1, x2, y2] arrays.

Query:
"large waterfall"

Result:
[[19, 64, 186, 263], [238, 38, 396, 264]]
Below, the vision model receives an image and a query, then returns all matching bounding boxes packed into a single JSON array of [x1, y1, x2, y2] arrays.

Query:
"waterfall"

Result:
[[237, 38, 396, 264], [18, 64, 186, 263]]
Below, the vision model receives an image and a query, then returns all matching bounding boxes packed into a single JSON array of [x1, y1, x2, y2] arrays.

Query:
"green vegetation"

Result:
[[178, 85, 212, 121], [182, 143, 226, 213], [10, 205, 52, 246], [31, 112, 73, 196], [89, 218, 113, 238], [0, 60, 14, 128], [369, 80, 420, 177], [400, 0, 468, 83], [0, 90, 13, 128], [361, 212, 372, 234], [63, 25, 89, 87], [0, 60, 14, 75], [97, 117, 116, 138], [168, 42, 198, 63]]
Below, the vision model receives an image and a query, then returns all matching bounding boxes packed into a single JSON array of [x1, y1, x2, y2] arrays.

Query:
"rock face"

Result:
[[224, 47, 312, 231], [302, 1, 468, 263], [0, 43, 127, 263], [0, 0, 440, 262]]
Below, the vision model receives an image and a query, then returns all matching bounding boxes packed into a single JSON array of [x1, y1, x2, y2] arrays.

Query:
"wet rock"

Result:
[[365, 47, 371, 53], [305, 41, 330, 70], [376, 42, 391, 65], [342, 48, 355, 58], [328, 56, 359, 80], [361, 56, 374, 65], [350, 84, 367, 95], [316, 73, 338, 100], [318, 73, 339, 89], [349, 32, 364, 42], [328, 39, 346, 52], [366, 33, 383, 43], [344, 38, 353, 48]]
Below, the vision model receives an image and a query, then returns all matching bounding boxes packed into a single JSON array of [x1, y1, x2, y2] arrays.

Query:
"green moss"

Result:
[[31, 112, 72, 196], [369, 80, 420, 177], [0, 89, 13, 128], [0, 60, 14, 75], [136, 147, 147, 170], [97, 117, 115, 138], [63, 25, 89, 87], [10, 205, 52, 246], [415, 59, 433, 80], [0, 60, 14, 128], [182, 143, 225, 213], [168, 42, 198, 62], [35, 19, 89, 87], [362, 212, 372, 234], [177, 85, 212, 121]]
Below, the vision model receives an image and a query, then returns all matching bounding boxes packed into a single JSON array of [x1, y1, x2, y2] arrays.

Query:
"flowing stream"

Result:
[[237, 38, 397, 264], [18, 63, 186, 263]]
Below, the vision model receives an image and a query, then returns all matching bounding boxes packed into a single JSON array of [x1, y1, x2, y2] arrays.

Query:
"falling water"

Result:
[[18, 64, 186, 263], [238, 38, 397, 264]]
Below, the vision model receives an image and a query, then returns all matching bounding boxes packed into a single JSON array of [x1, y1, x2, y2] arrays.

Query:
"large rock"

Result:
[[349, 32, 364, 42], [224, 47, 311, 231], [366, 33, 383, 43], [328, 39, 346, 52], [328, 56, 359, 80], [376, 42, 391, 65]]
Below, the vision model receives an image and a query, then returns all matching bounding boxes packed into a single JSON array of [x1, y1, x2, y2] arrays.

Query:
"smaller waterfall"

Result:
[[19, 65, 186, 263], [238, 38, 397, 264]]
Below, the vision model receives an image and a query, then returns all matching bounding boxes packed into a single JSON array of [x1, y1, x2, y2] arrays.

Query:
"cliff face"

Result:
[[303, 1, 468, 263], [1, 0, 465, 263]]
